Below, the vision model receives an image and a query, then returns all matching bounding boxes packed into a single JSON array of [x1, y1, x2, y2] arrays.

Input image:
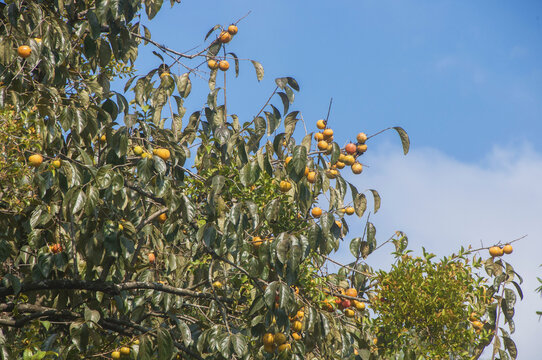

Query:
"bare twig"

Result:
[[325, 97, 333, 124]]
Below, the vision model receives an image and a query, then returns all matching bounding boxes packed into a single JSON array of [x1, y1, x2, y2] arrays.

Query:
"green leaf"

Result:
[[285, 86, 295, 103], [178, 321, 192, 346], [70, 188, 87, 215], [353, 193, 367, 217], [4, 274, 21, 296], [349, 237, 361, 258], [503, 336, 518, 359], [142, 25, 152, 45], [284, 111, 300, 140], [287, 77, 300, 91], [276, 233, 290, 264], [87, 11, 101, 40], [176, 73, 192, 98], [264, 281, 279, 307], [145, 0, 164, 20], [265, 199, 280, 222], [157, 328, 173, 360], [393, 126, 410, 155], [232, 334, 247, 356], [84, 307, 101, 324], [228, 52, 240, 77], [205, 24, 221, 41], [277, 92, 289, 115], [368, 189, 381, 213], [330, 142, 340, 164], [207, 41, 222, 58], [366, 222, 376, 252], [251, 60, 264, 81], [511, 281, 523, 300], [138, 335, 154, 360], [265, 111, 280, 136], [275, 77, 288, 89], [289, 145, 307, 182]]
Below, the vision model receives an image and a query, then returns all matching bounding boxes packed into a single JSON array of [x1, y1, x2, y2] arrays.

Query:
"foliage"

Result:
[[371, 250, 488, 359], [0, 1, 522, 360], [0, 107, 41, 213]]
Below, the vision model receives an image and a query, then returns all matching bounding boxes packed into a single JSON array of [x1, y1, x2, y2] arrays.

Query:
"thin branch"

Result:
[[366, 127, 392, 141], [321, 254, 374, 278], [233, 11, 252, 25], [238, 85, 279, 134], [325, 97, 333, 124], [130, 31, 216, 60]]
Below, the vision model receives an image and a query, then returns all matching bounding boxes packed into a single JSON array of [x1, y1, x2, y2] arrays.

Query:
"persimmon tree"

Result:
[[0, 1, 522, 359]]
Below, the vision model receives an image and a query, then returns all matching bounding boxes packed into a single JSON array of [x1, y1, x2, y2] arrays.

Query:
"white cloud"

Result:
[[337, 142, 542, 359]]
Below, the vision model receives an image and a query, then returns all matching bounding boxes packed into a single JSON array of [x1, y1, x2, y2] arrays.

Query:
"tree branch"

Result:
[[0, 279, 232, 302]]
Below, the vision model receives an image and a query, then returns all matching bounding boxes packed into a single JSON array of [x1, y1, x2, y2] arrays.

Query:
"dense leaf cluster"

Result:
[[0, 1, 522, 360]]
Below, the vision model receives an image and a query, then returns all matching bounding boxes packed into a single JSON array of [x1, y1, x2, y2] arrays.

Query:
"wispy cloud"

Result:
[[337, 142, 542, 358], [434, 55, 487, 84]]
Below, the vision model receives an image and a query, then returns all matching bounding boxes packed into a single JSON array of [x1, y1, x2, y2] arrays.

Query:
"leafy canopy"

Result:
[[0, 1, 522, 360]]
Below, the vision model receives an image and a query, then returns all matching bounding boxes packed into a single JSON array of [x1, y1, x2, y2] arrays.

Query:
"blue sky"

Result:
[[127, 1, 542, 358]]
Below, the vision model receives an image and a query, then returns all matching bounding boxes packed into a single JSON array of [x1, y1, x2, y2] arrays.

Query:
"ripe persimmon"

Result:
[[279, 180, 292, 192], [252, 236, 264, 248], [292, 320, 303, 332], [311, 207, 322, 218], [28, 154, 43, 167], [317, 140, 328, 151], [207, 59, 219, 70], [307, 171, 317, 183], [263, 333, 274, 346], [274, 333, 287, 346], [357, 132, 367, 144], [227, 25, 238, 35], [218, 60, 229, 71], [218, 31, 232, 43], [489, 246, 503, 257], [345, 143, 356, 154], [503, 244, 513, 254], [345, 288, 358, 297], [351, 162, 363, 174], [357, 144, 367, 153], [154, 148, 170, 161], [158, 213, 167, 223], [343, 155, 355, 166], [17, 45, 31, 58], [314, 132, 324, 141]]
